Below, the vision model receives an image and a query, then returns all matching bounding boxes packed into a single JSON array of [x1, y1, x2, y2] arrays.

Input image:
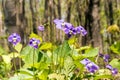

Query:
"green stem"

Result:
[[33, 49, 35, 80], [51, 51, 56, 73], [13, 45, 18, 75], [4, 63, 8, 77], [19, 58, 21, 70], [13, 52, 17, 73], [95, 55, 99, 63], [60, 43, 64, 73]]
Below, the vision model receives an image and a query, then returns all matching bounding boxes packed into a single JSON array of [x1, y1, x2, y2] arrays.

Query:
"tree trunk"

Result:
[[66, 1, 72, 22], [57, 0, 61, 19], [49, 0, 54, 42], [29, 0, 38, 34], [3, 0, 18, 33], [84, 0, 102, 52], [108, 0, 114, 25]]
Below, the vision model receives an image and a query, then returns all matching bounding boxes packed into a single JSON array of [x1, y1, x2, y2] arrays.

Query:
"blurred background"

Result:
[[0, 0, 120, 53]]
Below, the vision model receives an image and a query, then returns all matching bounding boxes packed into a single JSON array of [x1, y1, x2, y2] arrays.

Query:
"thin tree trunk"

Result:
[[0, 1, 9, 51], [108, 0, 114, 25], [49, 0, 54, 42], [44, 0, 50, 41], [84, 0, 93, 46], [66, 1, 72, 22], [30, 0, 38, 34], [92, 0, 102, 51], [57, 0, 61, 19], [56, 0, 62, 44], [44, 0, 49, 23], [16, 0, 26, 44]]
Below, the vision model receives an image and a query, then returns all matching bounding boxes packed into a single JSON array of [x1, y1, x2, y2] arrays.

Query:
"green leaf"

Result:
[[48, 73, 65, 80], [72, 49, 84, 60], [0, 45, 7, 55], [9, 73, 33, 80], [38, 50, 51, 64], [46, 50, 52, 57], [52, 41, 71, 66], [38, 70, 49, 80], [9, 52, 19, 58], [38, 50, 43, 62], [74, 60, 84, 69], [2, 78, 9, 80], [2, 55, 11, 64], [40, 42, 52, 50], [20, 69, 33, 76], [21, 46, 40, 68], [109, 59, 120, 70], [97, 69, 111, 75], [52, 48, 59, 65], [24, 49, 39, 67], [38, 62, 49, 70], [64, 56, 75, 74], [94, 75, 113, 80], [9, 75, 19, 80], [20, 46, 33, 56], [78, 46, 91, 51], [14, 43, 22, 53], [58, 41, 71, 57], [110, 41, 120, 54], [83, 48, 99, 57], [68, 36, 76, 45]]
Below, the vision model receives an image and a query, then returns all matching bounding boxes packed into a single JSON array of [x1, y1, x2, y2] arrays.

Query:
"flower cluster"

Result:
[[106, 64, 118, 75], [80, 59, 99, 73], [8, 33, 21, 46], [54, 19, 87, 38], [99, 53, 118, 75]]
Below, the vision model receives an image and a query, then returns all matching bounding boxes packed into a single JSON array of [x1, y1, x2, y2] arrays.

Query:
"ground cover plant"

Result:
[[0, 19, 120, 80]]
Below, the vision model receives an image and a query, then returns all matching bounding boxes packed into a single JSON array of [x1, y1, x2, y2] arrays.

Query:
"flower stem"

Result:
[[4, 63, 8, 77], [19, 58, 21, 70], [33, 49, 36, 80], [13, 52, 17, 73]]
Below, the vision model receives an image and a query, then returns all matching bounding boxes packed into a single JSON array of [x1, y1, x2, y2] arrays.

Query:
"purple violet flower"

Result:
[[64, 22, 73, 28], [53, 19, 65, 30], [75, 26, 87, 36], [8, 33, 21, 46], [106, 64, 118, 75], [38, 26, 44, 31], [80, 59, 99, 73], [64, 25, 77, 38], [53, 19, 73, 30], [99, 53, 104, 57], [85, 62, 99, 73], [103, 54, 110, 62], [111, 68, 118, 75], [29, 38, 40, 49], [80, 58, 91, 65], [106, 64, 113, 70]]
